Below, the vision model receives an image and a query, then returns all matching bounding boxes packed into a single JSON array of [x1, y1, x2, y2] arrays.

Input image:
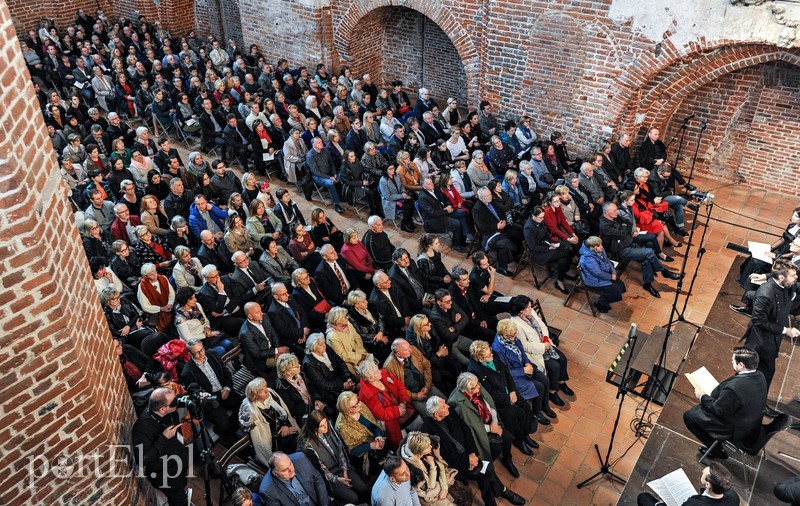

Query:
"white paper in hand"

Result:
[[646, 468, 697, 506], [685, 366, 719, 396]]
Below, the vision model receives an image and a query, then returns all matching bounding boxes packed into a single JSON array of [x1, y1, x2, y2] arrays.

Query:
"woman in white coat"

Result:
[[508, 295, 573, 407]]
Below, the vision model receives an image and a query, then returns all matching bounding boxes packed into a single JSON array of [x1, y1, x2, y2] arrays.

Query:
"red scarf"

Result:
[[257, 127, 272, 144], [122, 82, 136, 116], [147, 240, 169, 261], [140, 275, 172, 330], [120, 356, 142, 380], [469, 393, 492, 424]]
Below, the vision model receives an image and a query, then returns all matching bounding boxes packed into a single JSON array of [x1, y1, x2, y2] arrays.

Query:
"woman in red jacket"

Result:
[[357, 361, 414, 451], [340, 228, 376, 292], [543, 193, 580, 247]]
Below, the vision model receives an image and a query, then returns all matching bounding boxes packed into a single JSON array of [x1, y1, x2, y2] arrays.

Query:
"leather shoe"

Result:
[[594, 302, 610, 313], [537, 415, 551, 425], [543, 406, 558, 419], [661, 270, 683, 280], [501, 488, 526, 506], [660, 255, 675, 263], [501, 459, 520, 478], [550, 392, 565, 406], [764, 406, 782, 418], [674, 228, 689, 237], [729, 304, 751, 316], [560, 383, 575, 396], [698, 445, 728, 460], [514, 439, 533, 455], [554, 280, 569, 295], [334, 205, 345, 214], [564, 273, 578, 281], [496, 267, 512, 277], [643, 283, 661, 298], [525, 436, 539, 449]]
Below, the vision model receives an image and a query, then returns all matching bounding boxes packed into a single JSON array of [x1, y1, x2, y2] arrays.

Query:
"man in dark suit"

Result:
[[448, 267, 497, 342], [417, 176, 467, 252], [239, 302, 288, 381], [362, 216, 396, 271], [314, 244, 358, 307], [197, 230, 234, 274], [259, 451, 329, 506], [198, 97, 226, 154], [163, 178, 194, 221], [420, 111, 446, 145], [742, 259, 800, 408], [369, 271, 412, 336], [153, 137, 185, 172], [230, 250, 272, 305], [267, 283, 311, 358], [179, 340, 242, 445], [344, 117, 368, 158], [422, 396, 525, 506], [223, 113, 251, 172], [429, 289, 472, 367], [388, 248, 428, 314], [197, 265, 245, 336], [471, 187, 521, 276], [683, 347, 768, 460], [637, 462, 739, 506]]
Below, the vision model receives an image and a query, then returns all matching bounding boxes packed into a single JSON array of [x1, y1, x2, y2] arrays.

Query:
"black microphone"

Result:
[[628, 323, 637, 339], [683, 114, 695, 122]]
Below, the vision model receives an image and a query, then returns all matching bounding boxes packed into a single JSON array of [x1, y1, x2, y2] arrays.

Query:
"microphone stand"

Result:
[[577, 324, 639, 488], [677, 199, 714, 323], [685, 121, 708, 189], [666, 116, 691, 172]]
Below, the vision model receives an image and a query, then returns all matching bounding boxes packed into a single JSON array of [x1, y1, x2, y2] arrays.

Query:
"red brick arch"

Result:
[[608, 42, 800, 135], [333, 0, 480, 104]]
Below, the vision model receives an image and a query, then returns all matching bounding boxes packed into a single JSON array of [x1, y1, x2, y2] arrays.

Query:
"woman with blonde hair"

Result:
[[335, 391, 387, 476], [238, 377, 300, 466], [326, 307, 370, 376], [399, 431, 472, 505], [345, 290, 390, 363], [223, 214, 255, 256]]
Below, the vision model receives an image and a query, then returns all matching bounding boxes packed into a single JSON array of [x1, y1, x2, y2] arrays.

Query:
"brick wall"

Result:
[[7, 0, 112, 33], [240, 0, 325, 67], [665, 61, 800, 192], [0, 2, 139, 504]]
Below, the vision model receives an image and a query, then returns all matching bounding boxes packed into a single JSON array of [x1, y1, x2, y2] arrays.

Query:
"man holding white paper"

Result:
[[683, 348, 767, 460], [637, 463, 738, 506]]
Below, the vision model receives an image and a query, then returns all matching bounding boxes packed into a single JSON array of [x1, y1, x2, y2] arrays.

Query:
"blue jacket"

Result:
[[491, 336, 540, 401], [188, 202, 227, 239], [579, 243, 614, 287], [259, 452, 329, 506]]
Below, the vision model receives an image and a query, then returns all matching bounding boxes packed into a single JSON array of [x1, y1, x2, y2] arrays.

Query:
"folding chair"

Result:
[[514, 249, 554, 289], [562, 265, 598, 316], [311, 179, 332, 206], [173, 114, 200, 148]]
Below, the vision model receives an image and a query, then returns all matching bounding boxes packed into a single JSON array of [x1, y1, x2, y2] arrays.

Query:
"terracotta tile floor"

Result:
[[178, 150, 793, 505]]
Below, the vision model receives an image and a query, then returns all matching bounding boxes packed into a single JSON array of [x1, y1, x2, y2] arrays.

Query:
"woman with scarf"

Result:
[[274, 353, 322, 423], [250, 120, 274, 177], [335, 391, 388, 478], [399, 431, 472, 506], [345, 290, 391, 364], [133, 225, 174, 272], [114, 338, 160, 394], [303, 334, 358, 413], [129, 149, 154, 190], [173, 286, 233, 356], [541, 141, 565, 180], [238, 377, 300, 466], [137, 263, 175, 332], [116, 73, 137, 118], [492, 319, 558, 425], [508, 295, 573, 408], [101, 287, 157, 349], [299, 409, 371, 504], [171, 245, 204, 293], [186, 151, 211, 188]]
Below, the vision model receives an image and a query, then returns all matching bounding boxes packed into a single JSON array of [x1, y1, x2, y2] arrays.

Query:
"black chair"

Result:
[[563, 265, 598, 317], [513, 249, 554, 290], [140, 332, 171, 357], [531, 298, 562, 346], [699, 413, 790, 490], [217, 435, 266, 505]]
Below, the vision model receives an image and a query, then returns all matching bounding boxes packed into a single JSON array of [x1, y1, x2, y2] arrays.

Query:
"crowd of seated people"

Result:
[[30, 10, 714, 505]]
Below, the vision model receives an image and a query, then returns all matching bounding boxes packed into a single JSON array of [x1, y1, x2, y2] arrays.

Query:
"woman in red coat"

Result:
[[357, 361, 414, 451], [340, 228, 376, 292], [543, 193, 580, 247]]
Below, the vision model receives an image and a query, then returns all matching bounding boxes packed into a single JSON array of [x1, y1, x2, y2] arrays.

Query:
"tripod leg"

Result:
[[576, 444, 606, 488]]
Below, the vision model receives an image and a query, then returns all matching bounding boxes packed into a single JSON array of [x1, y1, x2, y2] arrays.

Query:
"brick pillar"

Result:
[[0, 2, 139, 504]]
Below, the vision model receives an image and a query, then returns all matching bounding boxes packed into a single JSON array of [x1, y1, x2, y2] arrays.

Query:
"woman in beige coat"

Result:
[[508, 295, 573, 407]]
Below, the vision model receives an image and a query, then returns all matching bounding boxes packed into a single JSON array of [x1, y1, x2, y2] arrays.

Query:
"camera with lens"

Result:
[[171, 390, 219, 419]]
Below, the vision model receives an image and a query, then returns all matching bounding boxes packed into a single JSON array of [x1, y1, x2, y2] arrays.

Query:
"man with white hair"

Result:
[[230, 250, 272, 304], [471, 187, 522, 276], [363, 216, 396, 271], [197, 264, 245, 335], [413, 87, 438, 120], [420, 111, 445, 144], [383, 339, 445, 414], [314, 244, 357, 306], [110, 203, 143, 244], [422, 396, 525, 506]]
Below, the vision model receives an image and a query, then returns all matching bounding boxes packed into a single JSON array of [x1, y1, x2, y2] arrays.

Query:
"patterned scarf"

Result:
[[468, 392, 492, 424]]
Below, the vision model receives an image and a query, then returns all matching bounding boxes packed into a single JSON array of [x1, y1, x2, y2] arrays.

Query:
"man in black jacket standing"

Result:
[[742, 259, 800, 413], [610, 134, 634, 180], [637, 127, 695, 191], [683, 348, 768, 460], [422, 396, 525, 506], [131, 387, 190, 506]]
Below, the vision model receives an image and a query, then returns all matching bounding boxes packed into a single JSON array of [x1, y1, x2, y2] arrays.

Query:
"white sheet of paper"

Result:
[[646, 468, 697, 506], [480, 460, 489, 474], [494, 296, 512, 303], [262, 152, 275, 162], [748, 241, 774, 264], [684, 366, 719, 396]]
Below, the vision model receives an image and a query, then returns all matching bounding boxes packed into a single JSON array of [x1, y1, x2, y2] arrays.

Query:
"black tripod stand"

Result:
[[190, 407, 233, 506], [577, 323, 639, 488], [685, 121, 708, 190]]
